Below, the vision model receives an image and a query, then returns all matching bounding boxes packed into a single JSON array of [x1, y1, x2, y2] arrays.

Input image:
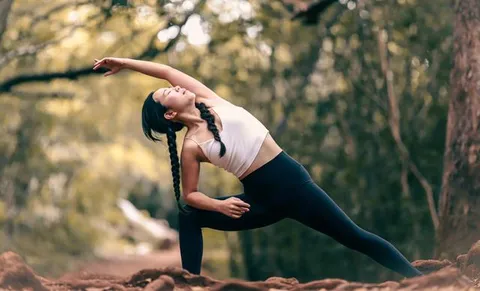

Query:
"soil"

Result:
[[1, 242, 479, 291]]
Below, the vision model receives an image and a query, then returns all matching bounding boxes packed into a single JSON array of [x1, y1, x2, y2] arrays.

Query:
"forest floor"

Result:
[[0, 242, 479, 291], [59, 246, 183, 280]]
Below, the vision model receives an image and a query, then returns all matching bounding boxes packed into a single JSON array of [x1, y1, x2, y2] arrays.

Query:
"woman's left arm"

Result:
[[94, 57, 220, 99], [155, 63, 220, 100]]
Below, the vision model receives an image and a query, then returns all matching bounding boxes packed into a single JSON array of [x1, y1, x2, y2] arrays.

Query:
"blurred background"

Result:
[[1, 0, 478, 285]]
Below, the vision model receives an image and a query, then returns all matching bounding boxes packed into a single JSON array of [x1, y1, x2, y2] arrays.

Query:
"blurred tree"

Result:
[[290, 0, 340, 24], [0, 0, 206, 275], [233, 0, 452, 282], [0, 0, 206, 92], [112, 0, 129, 7], [0, 0, 461, 282], [0, 0, 13, 41], [437, 0, 480, 259]]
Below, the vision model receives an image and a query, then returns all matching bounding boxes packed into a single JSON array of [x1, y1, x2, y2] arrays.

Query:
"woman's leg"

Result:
[[179, 193, 284, 274], [287, 181, 422, 278]]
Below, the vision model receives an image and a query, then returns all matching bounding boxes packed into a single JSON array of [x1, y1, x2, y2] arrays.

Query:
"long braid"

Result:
[[195, 102, 226, 157], [166, 125, 189, 214], [142, 92, 226, 214]]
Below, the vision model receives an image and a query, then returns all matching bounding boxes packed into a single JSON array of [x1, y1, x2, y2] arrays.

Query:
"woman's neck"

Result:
[[175, 107, 204, 131]]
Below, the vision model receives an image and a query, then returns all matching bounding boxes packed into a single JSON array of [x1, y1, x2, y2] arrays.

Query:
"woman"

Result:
[[93, 57, 423, 278]]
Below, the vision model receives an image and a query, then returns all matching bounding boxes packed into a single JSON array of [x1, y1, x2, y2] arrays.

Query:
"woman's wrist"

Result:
[[122, 58, 136, 70], [211, 199, 223, 212]]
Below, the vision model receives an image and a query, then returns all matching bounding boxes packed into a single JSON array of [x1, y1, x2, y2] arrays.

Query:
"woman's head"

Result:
[[141, 90, 184, 141], [141, 86, 195, 140], [141, 87, 226, 214], [154, 86, 196, 115]]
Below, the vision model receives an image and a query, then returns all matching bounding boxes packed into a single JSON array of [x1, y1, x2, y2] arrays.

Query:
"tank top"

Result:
[[186, 103, 269, 178]]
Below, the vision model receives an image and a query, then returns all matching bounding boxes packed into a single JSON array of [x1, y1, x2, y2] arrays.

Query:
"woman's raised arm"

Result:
[[93, 57, 220, 99]]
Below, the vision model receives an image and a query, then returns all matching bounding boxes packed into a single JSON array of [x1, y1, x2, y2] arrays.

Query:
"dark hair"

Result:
[[141, 91, 226, 213]]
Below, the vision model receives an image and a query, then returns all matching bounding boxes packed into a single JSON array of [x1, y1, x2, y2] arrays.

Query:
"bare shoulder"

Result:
[[182, 137, 210, 163], [181, 138, 200, 160]]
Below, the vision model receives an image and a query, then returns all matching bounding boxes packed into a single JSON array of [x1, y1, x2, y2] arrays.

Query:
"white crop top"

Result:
[[187, 102, 269, 177]]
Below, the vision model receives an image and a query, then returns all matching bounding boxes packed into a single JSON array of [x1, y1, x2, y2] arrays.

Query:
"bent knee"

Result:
[[178, 207, 198, 225]]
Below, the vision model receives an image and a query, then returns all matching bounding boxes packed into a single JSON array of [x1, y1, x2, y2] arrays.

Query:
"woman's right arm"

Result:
[[181, 140, 250, 218], [180, 140, 220, 211]]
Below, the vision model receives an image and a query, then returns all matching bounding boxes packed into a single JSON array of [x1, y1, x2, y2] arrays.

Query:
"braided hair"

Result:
[[141, 91, 226, 213], [195, 102, 226, 157]]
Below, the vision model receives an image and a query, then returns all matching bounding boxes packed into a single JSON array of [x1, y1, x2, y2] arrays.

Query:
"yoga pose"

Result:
[[93, 57, 423, 278]]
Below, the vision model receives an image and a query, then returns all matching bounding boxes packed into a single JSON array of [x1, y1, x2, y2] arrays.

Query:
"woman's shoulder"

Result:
[[182, 135, 210, 163]]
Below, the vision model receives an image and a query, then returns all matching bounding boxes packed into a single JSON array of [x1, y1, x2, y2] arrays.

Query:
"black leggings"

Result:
[[179, 151, 422, 278]]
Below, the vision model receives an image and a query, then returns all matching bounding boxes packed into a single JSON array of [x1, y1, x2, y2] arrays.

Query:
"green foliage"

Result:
[[230, 0, 452, 283], [0, 0, 454, 282]]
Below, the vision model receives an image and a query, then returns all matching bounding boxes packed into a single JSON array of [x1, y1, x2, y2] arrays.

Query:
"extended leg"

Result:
[[287, 181, 423, 278], [179, 193, 283, 274]]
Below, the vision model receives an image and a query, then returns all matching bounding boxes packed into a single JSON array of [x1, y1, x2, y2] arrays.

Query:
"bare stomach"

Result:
[[238, 133, 283, 180]]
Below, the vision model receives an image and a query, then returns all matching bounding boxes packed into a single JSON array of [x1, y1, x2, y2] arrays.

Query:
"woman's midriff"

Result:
[[238, 133, 283, 180]]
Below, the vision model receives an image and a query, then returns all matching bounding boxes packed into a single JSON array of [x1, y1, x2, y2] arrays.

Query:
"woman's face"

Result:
[[153, 86, 195, 113]]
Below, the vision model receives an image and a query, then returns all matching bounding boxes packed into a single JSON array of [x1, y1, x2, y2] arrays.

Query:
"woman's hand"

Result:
[[217, 197, 250, 219], [93, 57, 128, 77]]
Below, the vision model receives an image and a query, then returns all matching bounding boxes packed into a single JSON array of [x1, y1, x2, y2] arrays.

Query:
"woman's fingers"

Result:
[[234, 197, 250, 206], [233, 205, 249, 212], [225, 199, 251, 218], [230, 207, 248, 217], [231, 211, 243, 217], [93, 62, 105, 70], [231, 205, 249, 212], [232, 200, 250, 209], [232, 207, 246, 213], [230, 213, 242, 219], [103, 67, 118, 77], [229, 202, 250, 214], [93, 58, 110, 70], [229, 205, 240, 212]]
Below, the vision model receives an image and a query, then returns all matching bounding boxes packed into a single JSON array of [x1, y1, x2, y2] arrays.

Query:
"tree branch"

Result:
[[0, 14, 103, 69], [377, 29, 439, 230], [0, 1, 206, 93], [291, 0, 342, 25], [0, 0, 13, 42], [28, 0, 94, 28], [11, 90, 75, 99]]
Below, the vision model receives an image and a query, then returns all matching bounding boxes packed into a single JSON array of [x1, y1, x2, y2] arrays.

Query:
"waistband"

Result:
[[240, 151, 312, 193]]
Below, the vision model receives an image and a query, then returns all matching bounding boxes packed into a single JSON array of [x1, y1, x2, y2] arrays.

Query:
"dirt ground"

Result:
[[0, 242, 479, 291], [59, 247, 183, 280]]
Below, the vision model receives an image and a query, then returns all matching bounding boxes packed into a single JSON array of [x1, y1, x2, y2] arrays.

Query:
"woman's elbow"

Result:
[[182, 191, 195, 205]]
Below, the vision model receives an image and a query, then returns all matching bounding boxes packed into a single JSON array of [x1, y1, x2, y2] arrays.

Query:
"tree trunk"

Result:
[[0, 0, 14, 42], [436, 0, 480, 259]]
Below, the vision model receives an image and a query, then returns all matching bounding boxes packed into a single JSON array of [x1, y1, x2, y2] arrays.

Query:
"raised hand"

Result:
[[218, 197, 251, 219], [93, 57, 127, 77]]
